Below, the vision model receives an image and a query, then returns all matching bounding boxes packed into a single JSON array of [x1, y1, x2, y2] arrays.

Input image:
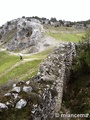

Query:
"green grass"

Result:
[[44, 25, 77, 32], [22, 69, 38, 80], [0, 47, 54, 85], [0, 51, 19, 74], [0, 60, 42, 84], [48, 32, 84, 42], [44, 24, 85, 42]]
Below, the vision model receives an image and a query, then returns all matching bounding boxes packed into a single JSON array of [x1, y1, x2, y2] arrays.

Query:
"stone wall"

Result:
[[0, 42, 76, 120]]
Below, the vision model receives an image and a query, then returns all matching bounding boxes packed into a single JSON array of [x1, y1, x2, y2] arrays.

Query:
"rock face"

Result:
[[0, 18, 44, 51], [0, 42, 76, 119], [0, 18, 58, 53]]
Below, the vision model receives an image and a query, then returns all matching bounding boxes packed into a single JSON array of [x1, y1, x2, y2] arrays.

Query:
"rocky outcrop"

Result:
[[0, 19, 17, 35], [0, 18, 44, 51], [0, 18, 59, 53], [0, 42, 76, 119]]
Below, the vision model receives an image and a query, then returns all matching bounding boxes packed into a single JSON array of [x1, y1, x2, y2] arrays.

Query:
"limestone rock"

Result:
[[13, 84, 16, 87], [12, 86, 21, 93], [0, 18, 44, 51], [4, 92, 11, 96], [23, 86, 32, 93], [0, 103, 8, 109], [15, 99, 27, 109], [26, 81, 30, 85]]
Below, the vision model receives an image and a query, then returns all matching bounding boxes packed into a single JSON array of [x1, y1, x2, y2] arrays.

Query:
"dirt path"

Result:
[[0, 47, 35, 56], [0, 58, 40, 78]]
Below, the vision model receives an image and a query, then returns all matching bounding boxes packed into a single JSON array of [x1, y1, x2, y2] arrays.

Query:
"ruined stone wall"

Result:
[[0, 42, 76, 120], [37, 42, 76, 119]]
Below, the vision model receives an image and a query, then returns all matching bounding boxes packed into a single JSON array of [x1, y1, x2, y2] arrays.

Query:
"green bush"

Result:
[[72, 29, 90, 75]]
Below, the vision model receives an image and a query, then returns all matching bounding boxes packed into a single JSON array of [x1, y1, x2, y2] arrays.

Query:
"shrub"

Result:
[[72, 29, 90, 75]]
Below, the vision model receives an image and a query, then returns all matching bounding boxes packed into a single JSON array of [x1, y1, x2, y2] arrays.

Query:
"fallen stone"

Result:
[[23, 86, 32, 93], [12, 86, 21, 93], [13, 84, 16, 87], [26, 81, 30, 85], [0, 103, 8, 109], [4, 92, 11, 97], [15, 99, 27, 109]]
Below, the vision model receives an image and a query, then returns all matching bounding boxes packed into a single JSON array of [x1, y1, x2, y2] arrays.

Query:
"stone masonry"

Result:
[[0, 42, 76, 120]]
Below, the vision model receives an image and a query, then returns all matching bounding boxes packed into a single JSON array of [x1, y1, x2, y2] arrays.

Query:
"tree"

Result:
[[41, 17, 46, 20], [59, 20, 64, 25], [50, 17, 57, 22]]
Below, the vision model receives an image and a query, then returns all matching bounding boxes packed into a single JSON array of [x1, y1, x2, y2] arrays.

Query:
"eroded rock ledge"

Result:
[[0, 42, 76, 120], [0, 18, 58, 53]]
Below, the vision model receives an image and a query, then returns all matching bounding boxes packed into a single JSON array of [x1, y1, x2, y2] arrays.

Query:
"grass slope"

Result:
[[0, 60, 42, 84], [0, 47, 54, 85], [48, 32, 84, 42], [0, 51, 19, 74], [44, 25, 85, 42]]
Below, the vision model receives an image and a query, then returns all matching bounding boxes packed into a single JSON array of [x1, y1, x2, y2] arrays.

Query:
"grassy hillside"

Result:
[[0, 59, 42, 84], [0, 26, 86, 85], [0, 51, 19, 74], [0, 47, 54, 85], [44, 25, 85, 42], [48, 32, 84, 42]]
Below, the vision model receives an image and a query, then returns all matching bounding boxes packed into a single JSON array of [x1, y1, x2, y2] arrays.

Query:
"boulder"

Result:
[[4, 92, 11, 97], [23, 86, 32, 93], [15, 99, 27, 109], [12, 86, 21, 93], [0, 103, 8, 109]]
